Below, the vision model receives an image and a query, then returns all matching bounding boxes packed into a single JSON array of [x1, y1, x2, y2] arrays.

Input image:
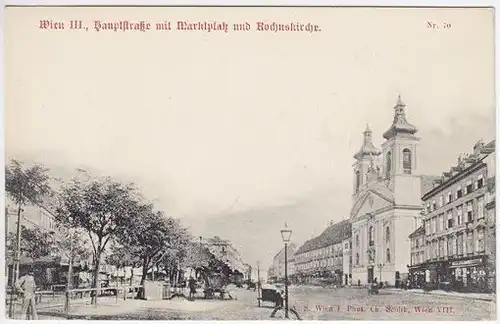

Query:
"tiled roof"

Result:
[[273, 243, 296, 259], [295, 220, 351, 254], [422, 139, 495, 199]]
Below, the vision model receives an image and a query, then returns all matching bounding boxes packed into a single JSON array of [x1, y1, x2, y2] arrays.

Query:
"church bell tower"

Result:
[[352, 124, 381, 201], [381, 95, 421, 206]]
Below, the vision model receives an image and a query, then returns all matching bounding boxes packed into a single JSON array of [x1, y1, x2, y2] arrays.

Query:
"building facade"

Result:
[[342, 237, 353, 286], [350, 96, 436, 286], [271, 243, 297, 281], [408, 225, 425, 288], [293, 220, 351, 285], [420, 140, 495, 292], [202, 236, 248, 279]]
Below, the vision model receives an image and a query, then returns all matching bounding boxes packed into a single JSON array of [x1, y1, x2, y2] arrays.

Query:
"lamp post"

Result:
[[257, 261, 261, 307], [64, 228, 75, 313], [378, 263, 383, 284], [280, 222, 292, 319]]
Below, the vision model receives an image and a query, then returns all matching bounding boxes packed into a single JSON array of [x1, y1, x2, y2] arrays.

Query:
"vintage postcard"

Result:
[[2, 4, 497, 321]]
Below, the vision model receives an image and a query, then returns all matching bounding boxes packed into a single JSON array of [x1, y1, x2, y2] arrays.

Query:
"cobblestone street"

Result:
[[33, 286, 496, 320]]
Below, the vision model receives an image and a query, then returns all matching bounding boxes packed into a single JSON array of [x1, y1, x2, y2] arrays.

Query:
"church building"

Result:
[[349, 95, 436, 286]]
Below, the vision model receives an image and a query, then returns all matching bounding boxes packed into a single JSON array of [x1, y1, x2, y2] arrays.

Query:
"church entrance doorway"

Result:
[[368, 267, 374, 283]]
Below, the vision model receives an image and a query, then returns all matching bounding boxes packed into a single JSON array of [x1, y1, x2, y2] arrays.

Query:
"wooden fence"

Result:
[[6, 285, 143, 318]]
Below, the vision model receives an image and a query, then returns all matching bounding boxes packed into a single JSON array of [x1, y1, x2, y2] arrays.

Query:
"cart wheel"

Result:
[[270, 306, 302, 320]]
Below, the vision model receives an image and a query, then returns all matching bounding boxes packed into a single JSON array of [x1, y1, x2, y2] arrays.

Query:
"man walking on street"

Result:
[[16, 267, 38, 319], [188, 276, 197, 299]]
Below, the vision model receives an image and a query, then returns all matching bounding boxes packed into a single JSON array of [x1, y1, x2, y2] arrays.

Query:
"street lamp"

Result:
[[256, 261, 261, 307], [280, 222, 292, 319], [378, 263, 383, 284]]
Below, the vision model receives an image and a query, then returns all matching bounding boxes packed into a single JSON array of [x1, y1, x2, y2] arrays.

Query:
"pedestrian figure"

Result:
[[16, 267, 38, 320], [188, 276, 197, 299]]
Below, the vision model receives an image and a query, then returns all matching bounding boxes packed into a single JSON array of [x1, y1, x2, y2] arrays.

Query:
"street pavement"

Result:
[[34, 285, 496, 320]]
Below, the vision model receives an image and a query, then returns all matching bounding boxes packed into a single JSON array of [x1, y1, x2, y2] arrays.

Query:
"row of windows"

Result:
[[354, 248, 392, 266], [424, 196, 485, 235], [411, 236, 424, 249], [355, 226, 391, 248], [411, 251, 425, 265], [424, 229, 485, 260], [295, 244, 344, 261], [425, 174, 485, 214], [295, 257, 344, 270]]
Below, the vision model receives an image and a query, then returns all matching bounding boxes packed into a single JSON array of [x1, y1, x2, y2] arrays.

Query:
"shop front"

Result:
[[449, 257, 487, 293], [408, 265, 426, 289]]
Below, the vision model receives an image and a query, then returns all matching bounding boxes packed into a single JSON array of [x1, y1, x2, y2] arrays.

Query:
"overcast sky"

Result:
[[5, 7, 495, 274]]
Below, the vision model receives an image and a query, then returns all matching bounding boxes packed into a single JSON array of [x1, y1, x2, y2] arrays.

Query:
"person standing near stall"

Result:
[[16, 267, 38, 320]]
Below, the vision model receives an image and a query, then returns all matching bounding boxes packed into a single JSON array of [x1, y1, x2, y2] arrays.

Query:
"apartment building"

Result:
[[420, 140, 495, 292]]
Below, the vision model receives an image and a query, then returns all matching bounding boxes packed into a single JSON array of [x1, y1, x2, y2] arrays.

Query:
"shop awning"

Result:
[[6, 255, 63, 266], [449, 258, 483, 269]]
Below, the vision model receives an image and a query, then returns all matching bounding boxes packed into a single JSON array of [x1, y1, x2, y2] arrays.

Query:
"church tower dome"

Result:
[[354, 124, 382, 160], [382, 95, 418, 140]]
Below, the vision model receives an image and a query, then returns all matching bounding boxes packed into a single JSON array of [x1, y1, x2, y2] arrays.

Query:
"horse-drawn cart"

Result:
[[200, 270, 233, 300], [258, 284, 283, 307]]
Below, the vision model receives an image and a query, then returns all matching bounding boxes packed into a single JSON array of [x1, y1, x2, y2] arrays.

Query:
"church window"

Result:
[[386, 248, 391, 263], [385, 226, 390, 243], [356, 234, 359, 247], [386, 151, 392, 178], [402, 149, 412, 174], [368, 226, 374, 246], [356, 253, 359, 265], [355, 171, 361, 192]]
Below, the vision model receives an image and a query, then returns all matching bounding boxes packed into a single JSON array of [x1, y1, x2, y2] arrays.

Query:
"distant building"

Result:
[[350, 96, 438, 286], [267, 266, 275, 282], [5, 197, 63, 286], [293, 220, 351, 285], [244, 263, 252, 281], [5, 197, 58, 236], [419, 140, 495, 292], [202, 236, 248, 278], [271, 243, 297, 281]]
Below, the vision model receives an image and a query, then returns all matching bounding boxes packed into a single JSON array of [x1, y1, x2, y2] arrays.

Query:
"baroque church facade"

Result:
[[350, 96, 434, 286]]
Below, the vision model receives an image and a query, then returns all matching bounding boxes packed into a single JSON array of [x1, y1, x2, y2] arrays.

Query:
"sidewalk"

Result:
[[37, 297, 237, 319], [387, 288, 496, 302]]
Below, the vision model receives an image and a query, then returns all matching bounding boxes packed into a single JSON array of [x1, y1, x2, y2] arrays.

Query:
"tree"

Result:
[[5, 159, 52, 280], [6, 225, 55, 260], [55, 176, 139, 304], [113, 206, 190, 298]]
